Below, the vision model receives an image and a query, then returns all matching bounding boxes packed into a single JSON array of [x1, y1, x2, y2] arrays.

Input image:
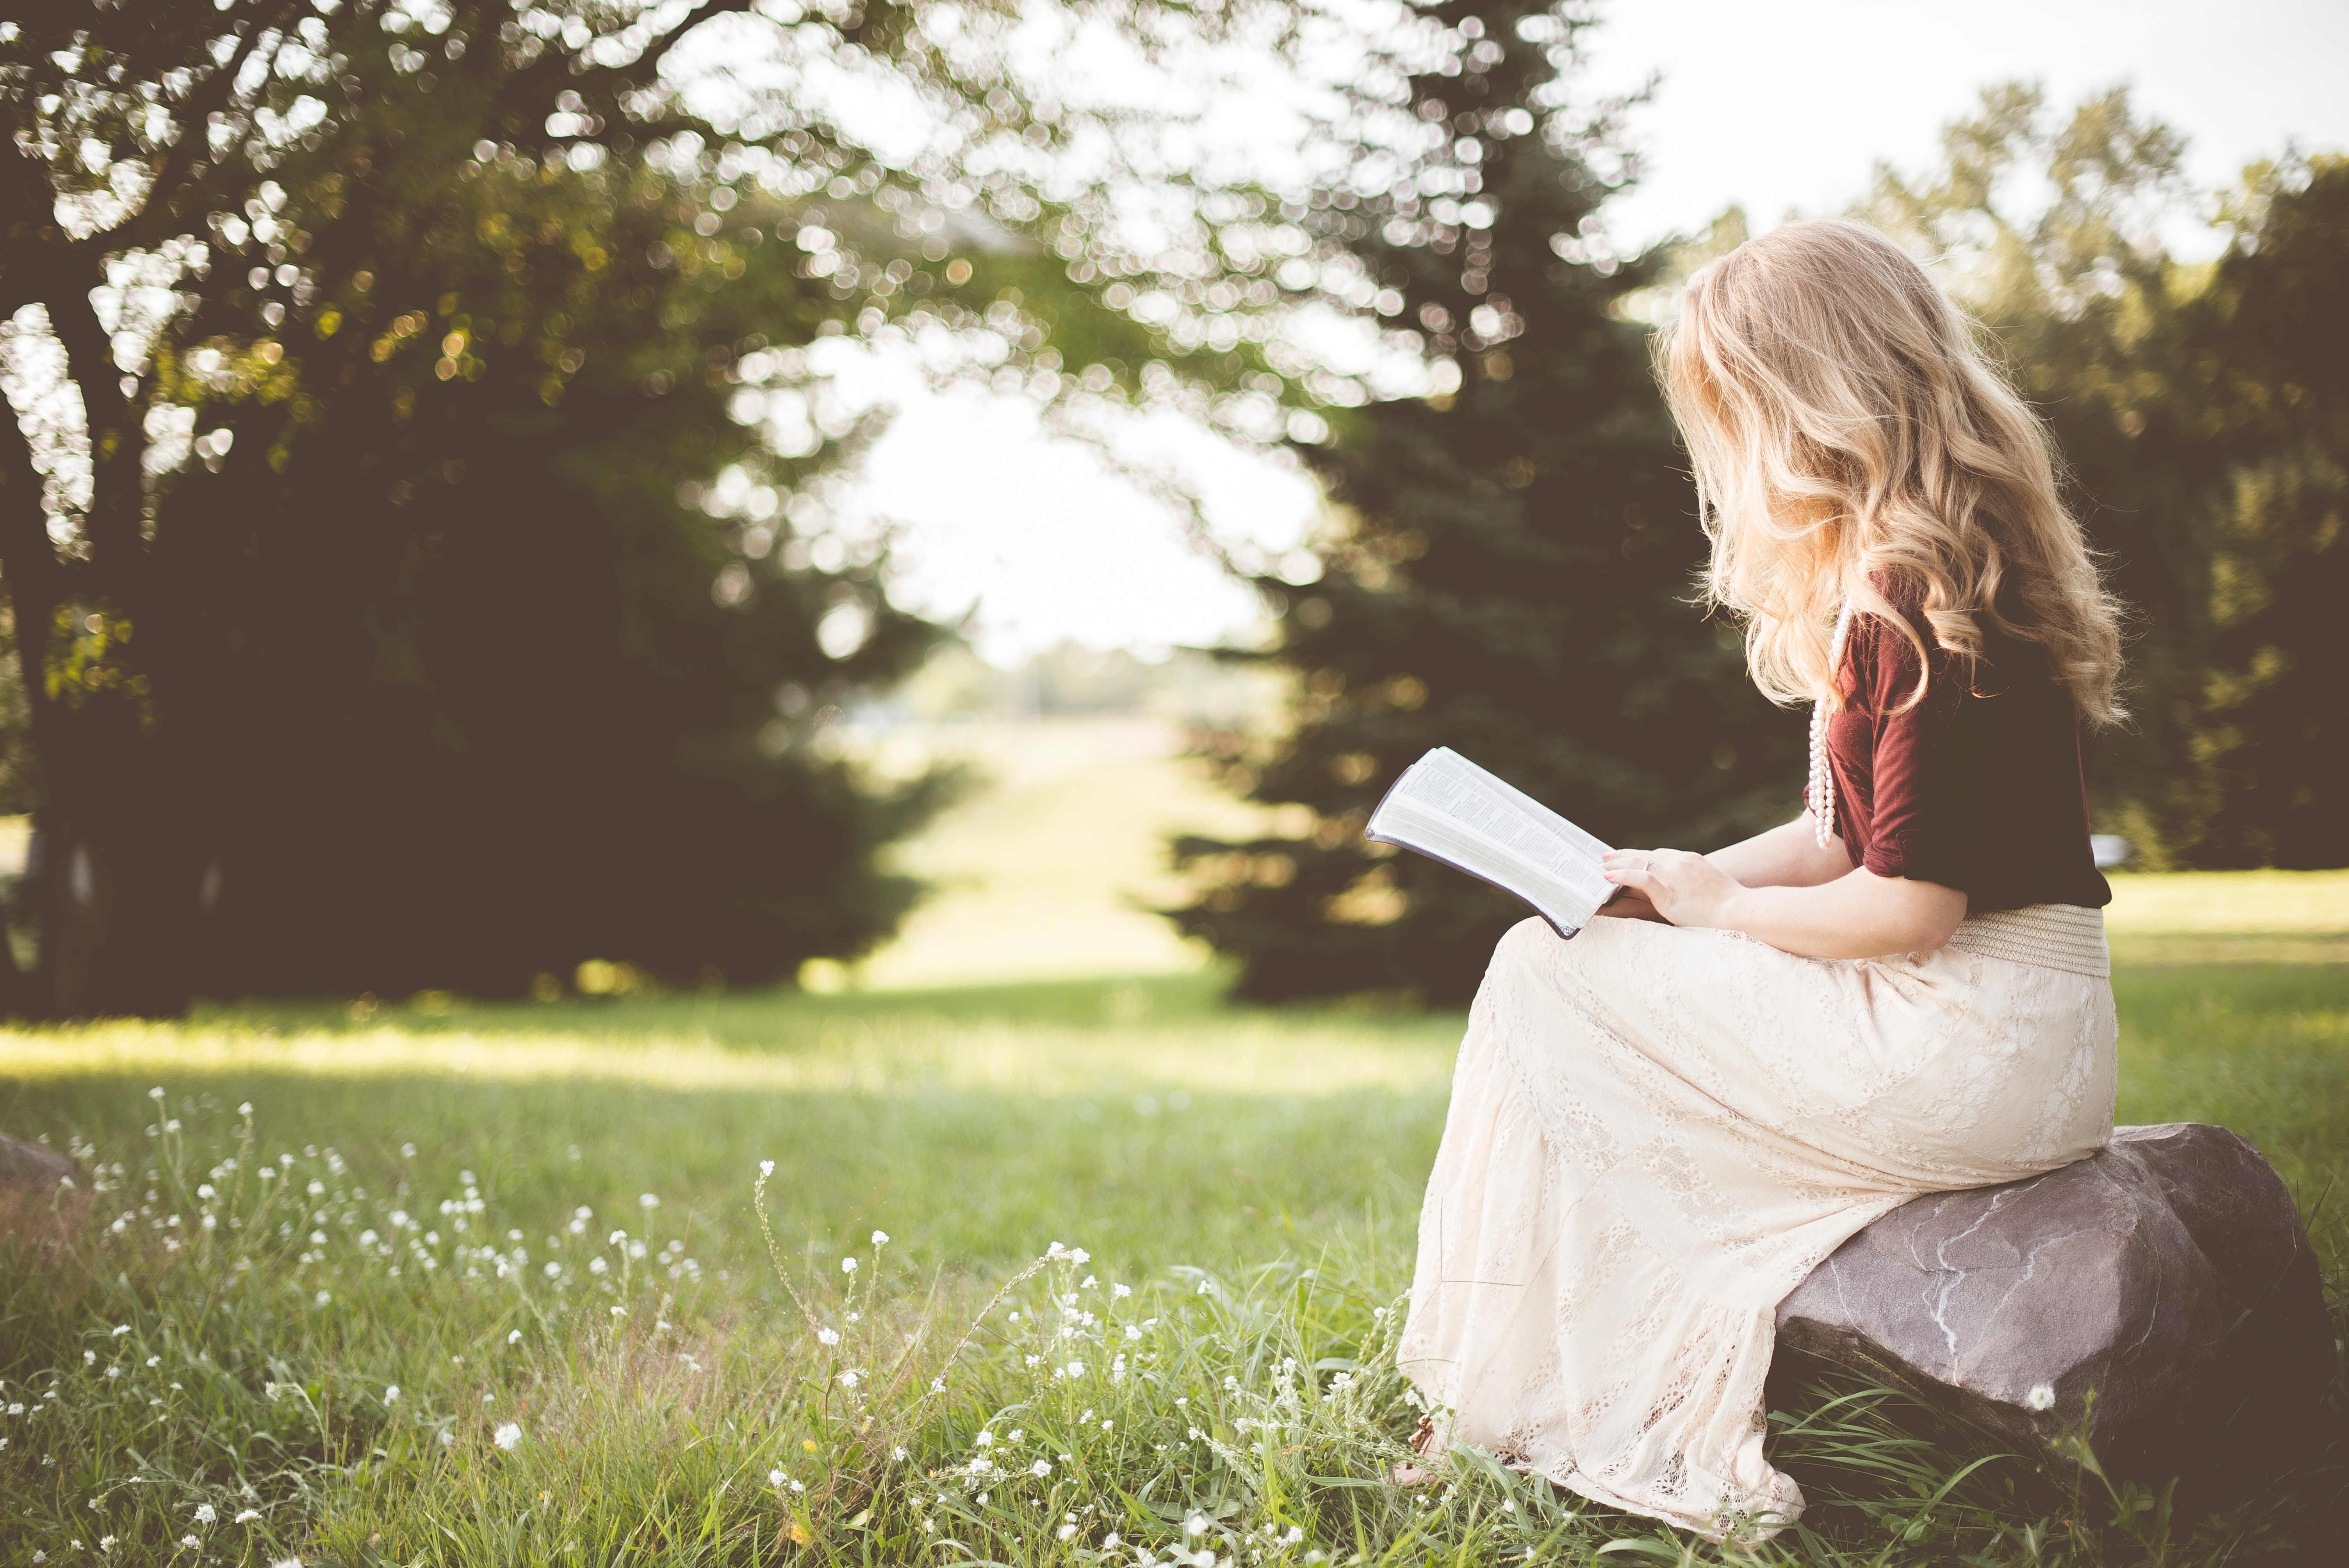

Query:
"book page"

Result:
[[1364, 748, 1615, 936]]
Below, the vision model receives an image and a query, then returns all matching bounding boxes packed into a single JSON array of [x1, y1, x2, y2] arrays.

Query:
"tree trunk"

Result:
[[7, 289, 204, 1020]]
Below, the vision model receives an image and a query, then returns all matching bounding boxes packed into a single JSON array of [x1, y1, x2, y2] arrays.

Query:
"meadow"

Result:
[[2, 732, 2345, 1568]]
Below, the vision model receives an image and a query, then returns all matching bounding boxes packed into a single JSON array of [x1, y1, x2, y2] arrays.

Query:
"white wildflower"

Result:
[[181, 1537, 201, 1548], [638, 1193, 659, 1210], [111, 1325, 131, 1338], [871, 1229, 889, 1245], [1112, 1283, 1132, 1299], [839, 1256, 857, 1274], [816, 1327, 840, 1347], [1057, 1523, 1078, 1540], [193, 1504, 216, 1523], [234, 1510, 261, 1523], [384, 1386, 399, 1404], [769, 1469, 785, 1486], [891, 1446, 908, 1461], [759, 1160, 774, 1177], [508, 1329, 522, 1344], [2025, 1383, 2057, 1411], [1031, 1459, 1052, 1477], [839, 1368, 862, 1388], [494, 1422, 522, 1450]]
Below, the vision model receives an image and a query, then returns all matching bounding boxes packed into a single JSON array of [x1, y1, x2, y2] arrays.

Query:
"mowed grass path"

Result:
[[2, 870, 2345, 1564]]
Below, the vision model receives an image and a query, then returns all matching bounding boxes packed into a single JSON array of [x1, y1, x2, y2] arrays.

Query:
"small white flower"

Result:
[[638, 1193, 660, 1210], [816, 1327, 840, 1347], [1070, 1248, 1090, 1265], [314, 1290, 331, 1306], [508, 1329, 522, 1344], [2025, 1383, 2057, 1411], [494, 1422, 523, 1450], [235, 1509, 261, 1523], [871, 1229, 889, 1245], [838, 1368, 862, 1388], [1112, 1283, 1132, 1299], [193, 1503, 216, 1523], [1030, 1458, 1052, 1477], [790, 1479, 804, 1493], [769, 1469, 785, 1486], [1057, 1523, 1078, 1540], [181, 1536, 201, 1548], [384, 1385, 399, 1404], [111, 1325, 131, 1338], [891, 1446, 908, 1461], [759, 1160, 775, 1178], [839, 1256, 857, 1274], [99, 1538, 116, 1553], [271, 1558, 303, 1568], [974, 1430, 993, 1448]]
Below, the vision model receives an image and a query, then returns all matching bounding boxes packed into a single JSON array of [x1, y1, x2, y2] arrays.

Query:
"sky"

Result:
[[832, 0, 2349, 665]]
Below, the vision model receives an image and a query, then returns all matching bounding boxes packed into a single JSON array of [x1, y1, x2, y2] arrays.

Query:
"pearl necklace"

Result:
[[1809, 600, 1855, 850]]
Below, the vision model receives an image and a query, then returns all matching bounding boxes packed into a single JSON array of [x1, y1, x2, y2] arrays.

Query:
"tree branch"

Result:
[[103, 0, 308, 259], [491, 0, 756, 145]]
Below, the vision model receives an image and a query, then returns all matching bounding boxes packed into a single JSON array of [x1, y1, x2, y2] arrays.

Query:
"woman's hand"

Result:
[[1601, 848, 1749, 930]]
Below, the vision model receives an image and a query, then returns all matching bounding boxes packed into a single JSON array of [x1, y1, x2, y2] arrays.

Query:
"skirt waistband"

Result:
[[1946, 903, 2110, 978]]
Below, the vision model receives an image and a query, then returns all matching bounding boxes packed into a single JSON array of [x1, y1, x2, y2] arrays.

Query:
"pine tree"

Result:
[[1170, 3, 1802, 1003]]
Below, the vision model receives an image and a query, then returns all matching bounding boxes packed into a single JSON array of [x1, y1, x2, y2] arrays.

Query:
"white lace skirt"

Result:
[[1399, 909, 2117, 1541]]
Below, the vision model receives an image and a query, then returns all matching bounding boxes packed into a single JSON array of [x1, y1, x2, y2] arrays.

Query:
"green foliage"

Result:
[[1170, 4, 1802, 1003], [158, 133, 958, 994], [1864, 89, 2349, 870], [0, 0, 1245, 1010]]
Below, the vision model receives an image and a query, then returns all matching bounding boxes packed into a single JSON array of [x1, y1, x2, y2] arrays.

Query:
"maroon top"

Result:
[[1815, 592, 2110, 911]]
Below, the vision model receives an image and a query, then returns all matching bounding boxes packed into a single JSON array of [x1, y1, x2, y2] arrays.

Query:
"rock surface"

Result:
[[0, 1130, 73, 1193], [1774, 1123, 2330, 1483]]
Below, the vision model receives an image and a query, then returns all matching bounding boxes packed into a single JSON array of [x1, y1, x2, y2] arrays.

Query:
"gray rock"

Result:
[[0, 1130, 73, 1193], [1774, 1123, 2330, 1482]]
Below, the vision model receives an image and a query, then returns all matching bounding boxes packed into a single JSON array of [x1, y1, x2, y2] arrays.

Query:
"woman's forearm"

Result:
[[1706, 816, 1854, 888], [1603, 847, 1969, 960], [1717, 869, 1967, 959]]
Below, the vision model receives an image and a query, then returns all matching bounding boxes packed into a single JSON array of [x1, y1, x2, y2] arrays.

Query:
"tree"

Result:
[[2171, 155, 2349, 867], [0, 0, 1236, 1011], [1863, 89, 2348, 867], [1167, 2, 1803, 1003]]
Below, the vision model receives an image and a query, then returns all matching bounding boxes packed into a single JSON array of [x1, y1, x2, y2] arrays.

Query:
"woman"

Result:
[[1395, 219, 2126, 1542]]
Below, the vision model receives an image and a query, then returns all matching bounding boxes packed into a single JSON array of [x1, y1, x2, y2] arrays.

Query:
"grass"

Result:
[[2, 809, 2345, 1563]]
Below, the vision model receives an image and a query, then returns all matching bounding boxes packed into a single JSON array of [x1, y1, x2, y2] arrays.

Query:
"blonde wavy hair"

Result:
[[1656, 218, 2125, 722]]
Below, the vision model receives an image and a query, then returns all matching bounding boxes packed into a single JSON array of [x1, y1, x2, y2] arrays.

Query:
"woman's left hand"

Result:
[[1602, 848, 1748, 931]]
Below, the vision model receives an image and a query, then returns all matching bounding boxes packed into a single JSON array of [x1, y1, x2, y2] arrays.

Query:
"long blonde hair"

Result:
[[1656, 218, 2125, 722]]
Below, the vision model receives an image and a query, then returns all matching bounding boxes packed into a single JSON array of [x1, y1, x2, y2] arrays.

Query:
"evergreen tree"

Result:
[[2173, 155, 2349, 868], [1169, 2, 1802, 1003]]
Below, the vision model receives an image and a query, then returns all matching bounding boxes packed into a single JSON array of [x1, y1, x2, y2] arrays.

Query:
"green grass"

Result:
[[2, 870, 2346, 1564]]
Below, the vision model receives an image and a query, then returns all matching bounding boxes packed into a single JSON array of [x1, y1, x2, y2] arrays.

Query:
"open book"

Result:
[[1363, 748, 1616, 939]]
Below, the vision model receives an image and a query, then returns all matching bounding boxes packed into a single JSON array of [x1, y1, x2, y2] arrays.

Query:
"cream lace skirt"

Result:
[[1399, 908, 2117, 1541]]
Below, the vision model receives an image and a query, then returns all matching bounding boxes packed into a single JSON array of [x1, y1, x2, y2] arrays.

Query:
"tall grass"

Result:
[[4, 1073, 2340, 1566], [5, 866, 2346, 1563]]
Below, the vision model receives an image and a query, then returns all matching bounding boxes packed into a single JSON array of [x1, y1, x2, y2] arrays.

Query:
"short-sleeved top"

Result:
[[1814, 592, 2110, 911]]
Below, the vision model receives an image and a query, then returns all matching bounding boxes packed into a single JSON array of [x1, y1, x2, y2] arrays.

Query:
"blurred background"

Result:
[[2, 0, 2344, 1017]]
